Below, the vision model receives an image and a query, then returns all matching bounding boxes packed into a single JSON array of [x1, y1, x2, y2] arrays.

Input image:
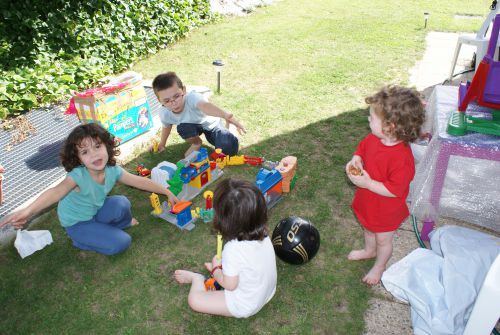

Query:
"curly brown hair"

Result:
[[365, 85, 425, 143], [60, 123, 120, 172], [212, 178, 268, 242]]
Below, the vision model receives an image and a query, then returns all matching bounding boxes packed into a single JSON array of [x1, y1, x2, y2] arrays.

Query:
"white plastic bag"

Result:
[[382, 226, 500, 335], [14, 229, 53, 259]]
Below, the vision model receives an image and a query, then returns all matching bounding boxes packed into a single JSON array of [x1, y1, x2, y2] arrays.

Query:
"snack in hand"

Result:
[[348, 164, 363, 176]]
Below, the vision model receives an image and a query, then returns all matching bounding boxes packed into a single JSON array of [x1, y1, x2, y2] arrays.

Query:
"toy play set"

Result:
[[149, 147, 298, 231], [447, 13, 500, 137]]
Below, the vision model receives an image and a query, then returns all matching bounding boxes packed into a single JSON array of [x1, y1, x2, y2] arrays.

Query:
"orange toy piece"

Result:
[[276, 156, 297, 193], [171, 201, 193, 214]]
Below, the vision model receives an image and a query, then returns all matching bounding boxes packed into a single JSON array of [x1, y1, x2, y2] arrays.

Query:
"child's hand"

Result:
[[166, 192, 179, 207], [0, 208, 32, 229], [204, 255, 222, 273], [347, 169, 372, 189], [211, 254, 222, 269], [225, 115, 246, 135], [150, 142, 165, 153], [345, 155, 363, 175]]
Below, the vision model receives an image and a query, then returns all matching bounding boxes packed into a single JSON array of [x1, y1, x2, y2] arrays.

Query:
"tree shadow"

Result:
[[24, 139, 64, 171]]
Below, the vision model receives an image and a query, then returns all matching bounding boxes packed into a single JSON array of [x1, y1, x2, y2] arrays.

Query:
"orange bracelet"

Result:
[[210, 265, 222, 276]]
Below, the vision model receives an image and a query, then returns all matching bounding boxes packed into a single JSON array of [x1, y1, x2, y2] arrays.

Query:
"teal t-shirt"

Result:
[[57, 165, 123, 227]]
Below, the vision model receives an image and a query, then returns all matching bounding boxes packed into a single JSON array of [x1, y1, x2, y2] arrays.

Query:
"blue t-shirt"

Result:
[[57, 165, 123, 227], [159, 91, 221, 130]]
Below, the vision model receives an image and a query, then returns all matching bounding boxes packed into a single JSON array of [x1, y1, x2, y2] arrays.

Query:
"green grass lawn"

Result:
[[0, 0, 490, 333]]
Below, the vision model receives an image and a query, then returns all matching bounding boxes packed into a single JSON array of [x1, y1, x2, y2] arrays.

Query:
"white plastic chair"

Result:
[[448, 8, 500, 81], [463, 253, 500, 335]]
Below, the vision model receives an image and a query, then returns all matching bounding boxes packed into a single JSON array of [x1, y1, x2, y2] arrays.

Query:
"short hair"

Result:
[[152, 72, 184, 95], [365, 85, 425, 143], [213, 178, 268, 242], [60, 123, 120, 172]]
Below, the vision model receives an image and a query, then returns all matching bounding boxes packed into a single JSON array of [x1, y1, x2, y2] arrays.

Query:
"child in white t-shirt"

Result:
[[152, 72, 246, 157], [174, 178, 277, 318]]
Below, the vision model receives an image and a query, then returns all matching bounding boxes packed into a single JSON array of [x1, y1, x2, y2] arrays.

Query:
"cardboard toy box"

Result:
[[72, 72, 153, 144]]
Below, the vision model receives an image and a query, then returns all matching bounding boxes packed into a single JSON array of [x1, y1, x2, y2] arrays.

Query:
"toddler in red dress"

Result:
[[345, 86, 425, 285]]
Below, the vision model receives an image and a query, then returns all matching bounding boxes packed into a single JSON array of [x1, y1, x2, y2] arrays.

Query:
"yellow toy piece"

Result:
[[216, 234, 223, 260], [203, 190, 214, 199], [226, 155, 245, 166], [150, 193, 162, 215], [152, 141, 159, 153]]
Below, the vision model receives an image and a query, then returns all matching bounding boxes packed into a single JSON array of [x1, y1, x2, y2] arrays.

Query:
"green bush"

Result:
[[0, 0, 212, 119]]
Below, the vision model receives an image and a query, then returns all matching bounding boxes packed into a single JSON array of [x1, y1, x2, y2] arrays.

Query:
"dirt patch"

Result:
[[1, 115, 37, 150]]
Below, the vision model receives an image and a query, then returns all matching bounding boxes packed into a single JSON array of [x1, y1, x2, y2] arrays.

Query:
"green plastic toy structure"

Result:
[[447, 110, 500, 136]]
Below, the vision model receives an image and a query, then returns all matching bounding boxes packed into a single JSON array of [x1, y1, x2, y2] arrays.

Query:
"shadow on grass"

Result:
[[0, 108, 377, 335]]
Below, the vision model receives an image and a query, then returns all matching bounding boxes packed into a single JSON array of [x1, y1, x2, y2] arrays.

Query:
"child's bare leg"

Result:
[[363, 231, 395, 285], [184, 136, 202, 157], [174, 270, 232, 317], [348, 229, 376, 260]]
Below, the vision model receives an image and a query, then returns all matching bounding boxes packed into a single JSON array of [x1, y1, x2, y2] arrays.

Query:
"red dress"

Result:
[[352, 134, 415, 232]]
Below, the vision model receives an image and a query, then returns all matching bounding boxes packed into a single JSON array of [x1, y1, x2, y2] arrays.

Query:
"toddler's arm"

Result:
[[205, 255, 239, 291], [119, 169, 179, 205], [151, 125, 172, 153], [0, 176, 76, 229], [348, 170, 396, 197], [197, 101, 246, 135]]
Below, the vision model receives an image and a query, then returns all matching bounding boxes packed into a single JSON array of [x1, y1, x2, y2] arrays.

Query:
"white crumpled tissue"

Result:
[[14, 229, 53, 259]]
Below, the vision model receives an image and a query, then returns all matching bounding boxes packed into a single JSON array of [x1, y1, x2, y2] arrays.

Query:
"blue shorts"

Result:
[[177, 123, 239, 156]]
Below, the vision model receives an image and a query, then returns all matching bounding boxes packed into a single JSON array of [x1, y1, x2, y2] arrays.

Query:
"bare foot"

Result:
[[362, 265, 385, 285], [348, 249, 376, 261], [131, 218, 139, 226], [174, 270, 204, 284]]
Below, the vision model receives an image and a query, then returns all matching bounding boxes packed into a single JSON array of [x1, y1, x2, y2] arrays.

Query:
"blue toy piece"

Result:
[[180, 166, 197, 183], [255, 168, 283, 208], [256, 168, 283, 193]]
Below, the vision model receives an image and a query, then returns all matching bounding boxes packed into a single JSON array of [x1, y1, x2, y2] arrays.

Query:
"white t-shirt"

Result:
[[222, 236, 277, 318], [158, 91, 221, 130]]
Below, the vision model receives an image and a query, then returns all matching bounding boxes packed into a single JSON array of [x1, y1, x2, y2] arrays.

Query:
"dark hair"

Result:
[[212, 178, 268, 242], [60, 123, 120, 172], [365, 85, 425, 143], [152, 72, 184, 95]]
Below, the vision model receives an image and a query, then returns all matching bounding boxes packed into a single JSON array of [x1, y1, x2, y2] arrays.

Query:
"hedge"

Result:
[[0, 0, 212, 119]]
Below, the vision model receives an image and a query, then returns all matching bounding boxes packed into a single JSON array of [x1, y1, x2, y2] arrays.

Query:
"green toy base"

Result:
[[447, 110, 500, 137]]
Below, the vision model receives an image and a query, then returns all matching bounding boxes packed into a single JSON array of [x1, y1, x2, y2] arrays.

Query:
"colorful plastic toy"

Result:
[[150, 148, 298, 230], [204, 234, 224, 291], [448, 13, 500, 136], [276, 156, 297, 193], [151, 198, 197, 231], [150, 193, 162, 215], [256, 168, 283, 208], [136, 164, 151, 177]]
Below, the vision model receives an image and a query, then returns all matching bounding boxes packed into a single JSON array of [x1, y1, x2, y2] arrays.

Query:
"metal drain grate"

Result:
[[0, 87, 161, 222]]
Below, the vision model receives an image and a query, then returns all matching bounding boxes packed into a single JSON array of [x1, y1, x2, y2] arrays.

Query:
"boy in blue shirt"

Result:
[[152, 72, 246, 157]]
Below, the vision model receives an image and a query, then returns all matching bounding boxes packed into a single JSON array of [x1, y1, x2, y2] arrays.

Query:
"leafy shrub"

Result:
[[0, 0, 212, 119]]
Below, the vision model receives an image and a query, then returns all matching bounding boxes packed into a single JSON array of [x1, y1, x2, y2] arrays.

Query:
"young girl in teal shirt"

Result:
[[0, 124, 178, 255]]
